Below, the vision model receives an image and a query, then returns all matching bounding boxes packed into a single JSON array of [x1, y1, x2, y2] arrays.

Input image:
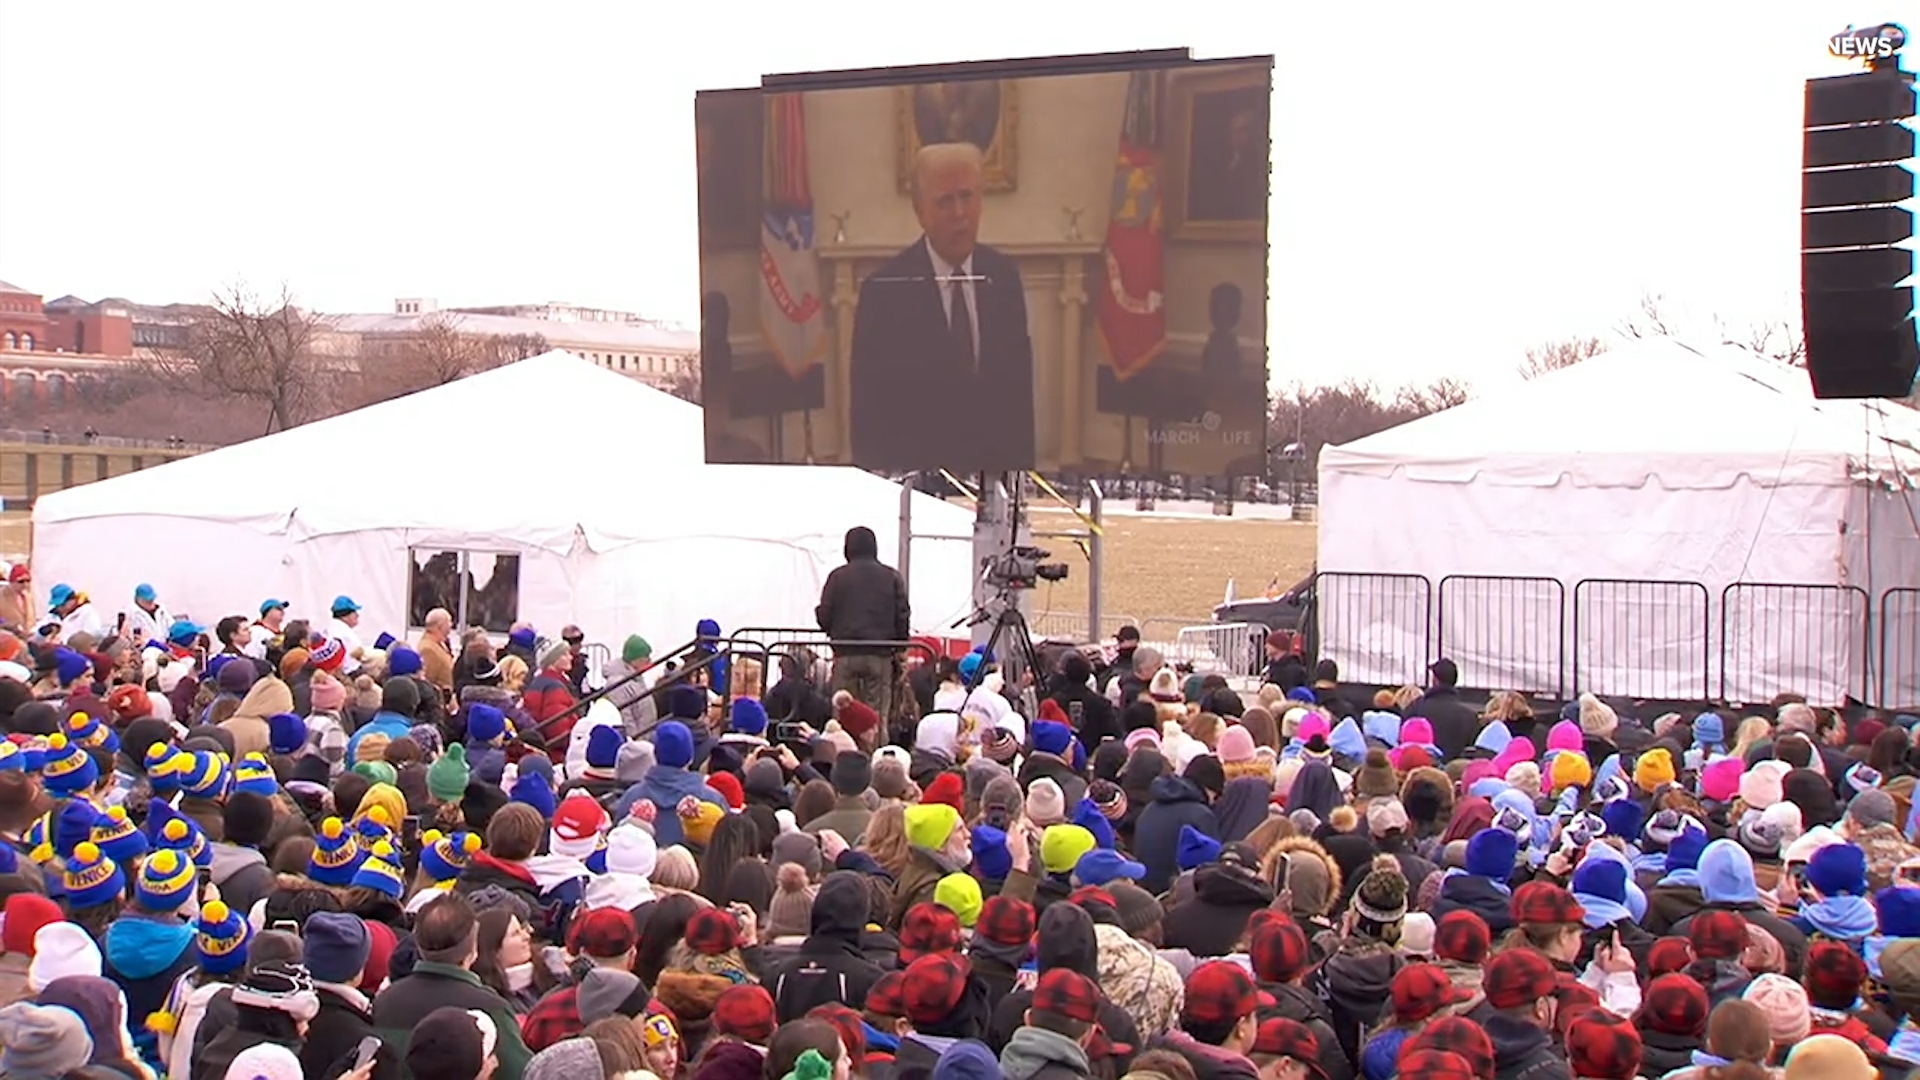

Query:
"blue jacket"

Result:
[[346, 711, 415, 762], [613, 766, 727, 846], [103, 916, 196, 1068], [1132, 775, 1219, 894]]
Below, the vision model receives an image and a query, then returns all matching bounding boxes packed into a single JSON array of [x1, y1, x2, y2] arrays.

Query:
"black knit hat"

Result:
[[831, 751, 871, 798]]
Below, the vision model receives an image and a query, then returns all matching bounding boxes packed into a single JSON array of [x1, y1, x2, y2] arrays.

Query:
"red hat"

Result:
[[975, 896, 1035, 949], [7, 565, 27, 583], [567, 907, 638, 959], [898, 902, 964, 965], [1639, 973, 1709, 1037], [900, 953, 970, 1027], [1434, 910, 1492, 965], [686, 908, 741, 956], [105, 685, 153, 722], [712, 984, 777, 1044], [806, 1004, 866, 1066], [1393, 1049, 1476, 1080], [1391, 963, 1470, 1023], [1032, 968, 1101, 1024], [1038, 699, 1070, 726], [1510, 881, 1584, 926], [1483, 948, 1556, 1009], [1395, 745, 1434, 771], [1181, 960, 1258, 1028], [1250, 919, 1312, 984], [832, 691, 880, 738], [1253, 1017, 1325, 1079], [1688, 910, 1747, 960], [1403, 1017, 1495, 1080], [1805, 939, 1869, 1009], [553, 795, 608, 844], [1647, 936, 1693, 977], [866, 971, 907, 1018], [707, 771, 745, 811], [2, 894, 64, 955], [362, 919, 397, 990], [1565, 1008, 1642, 1080], [1067, 886, 1116, 913], [921, 772, 964, 813]]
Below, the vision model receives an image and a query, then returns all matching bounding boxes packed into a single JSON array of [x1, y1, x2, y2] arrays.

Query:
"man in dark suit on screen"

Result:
[[849, 142, 1034, 472]]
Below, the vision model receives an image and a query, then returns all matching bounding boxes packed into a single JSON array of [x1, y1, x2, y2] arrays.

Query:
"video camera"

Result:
[[982, 545, 1070, 591]]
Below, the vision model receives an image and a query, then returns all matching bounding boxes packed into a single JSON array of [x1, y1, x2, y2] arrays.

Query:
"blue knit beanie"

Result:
[[1807, 843, 1869, 897], [1466, 829, 1519, 879], [510, 772, 556, 818], [970, 825, 1013, 881], [1601, 800, 1645, 844], [654, 721, 695, 769], [1571, 856, 1628, 904], [586, 725, 624, 770], [1177, 824, 1223, 871], [1666, 826, 1709, 871], [268, 713, 308, 756], [729, 698, 768, 737], [1877, 886, 1920, 939], [387, 647, 423, 678], [1032, 721, 1072, 757], [466, 704, 507, 746]]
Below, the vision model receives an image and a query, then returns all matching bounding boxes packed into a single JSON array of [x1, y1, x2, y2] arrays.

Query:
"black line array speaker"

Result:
[[1801, 68, 1918, 398]]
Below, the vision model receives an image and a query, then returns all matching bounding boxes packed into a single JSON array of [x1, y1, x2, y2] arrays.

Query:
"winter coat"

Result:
[[988, 910, 1141, 1058], [1046, 678, 1121, 757], [804, 797, 874, 843], [195, 1029, 300, 1080], [455, 855, 545, 931], [891, 847, 950, 931], [304, 983, 400, 1080], [611, 766, 728, 845], [1000, 1026, 1094, 1080], [1092, 923, 1183, 1040], [1020, 754, 1090, 813], [1257, 982, 1353, 1080], [207, 842, 275, 919], [1477, 1009, 1571, 1080], [1161, 864, 1276, 958], [1671, 902, 1808, 977], [1430, 874, 1517, 936], [1134, 775, 1220, 894], [102, 916, 196, 1067], [598, 658, 659, 738], [814, 528, 910, 654], [1212, 777, 1273, 844], [372, 961, 532, 1080], [765, 911, 886, 1025], [345, 709, 415, 763], [1637, 1029, 1698, 1078], [1406, 687, 1479, 761], [1309, 941, 1404, 1064], [219, 676, 292, 758], [1644, 883, 1704, 935]]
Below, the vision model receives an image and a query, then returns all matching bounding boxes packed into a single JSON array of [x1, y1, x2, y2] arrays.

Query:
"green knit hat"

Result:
[[622, 634, 653, 664], [352, 760, 397, 786], [428, 743, 470, 803]]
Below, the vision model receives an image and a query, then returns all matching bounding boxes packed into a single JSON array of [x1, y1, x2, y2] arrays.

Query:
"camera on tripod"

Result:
[[982, 545, 1070, 590]]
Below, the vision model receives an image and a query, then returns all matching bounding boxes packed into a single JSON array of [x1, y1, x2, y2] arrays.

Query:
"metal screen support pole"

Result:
[[970, 472, 1033, 650], [897, 473, 914, 594], [1088, 480, 1104, 642]]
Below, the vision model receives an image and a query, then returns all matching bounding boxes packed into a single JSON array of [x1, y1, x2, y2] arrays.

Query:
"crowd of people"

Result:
[[0, 561, 1916, 1080]]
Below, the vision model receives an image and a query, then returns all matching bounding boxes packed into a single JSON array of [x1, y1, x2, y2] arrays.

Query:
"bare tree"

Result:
[[474, 330, 549, 369], [1520, 334, 1608, 379], [355, 318, 551, 403], [1617, 292, 1680, 341], [661, 362, 702, 404], [1727, 317, 1807, 368], [1267, 376, 1471, 466], [158, 283, 329, 434]]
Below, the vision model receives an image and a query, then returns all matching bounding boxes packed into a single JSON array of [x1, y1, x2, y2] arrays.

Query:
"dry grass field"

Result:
[[1024, 510, 1317, 630]]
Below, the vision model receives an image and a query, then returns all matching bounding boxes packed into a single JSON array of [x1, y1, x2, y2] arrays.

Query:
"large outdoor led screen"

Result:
[[697, 51, 1272, 477]]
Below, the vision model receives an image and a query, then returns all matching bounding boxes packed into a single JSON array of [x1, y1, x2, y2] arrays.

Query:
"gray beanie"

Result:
[[615, 739, 656, 784], [980, 773, 1024, 822], [525, 1037, 606, 1080], [1849, 787, 1898, 829], [575, 968, 642, 1027], [0, 1002, 93, 1077]]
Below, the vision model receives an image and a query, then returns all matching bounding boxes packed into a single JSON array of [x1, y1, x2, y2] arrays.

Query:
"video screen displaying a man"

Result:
[[848, 142, 1035, 472]]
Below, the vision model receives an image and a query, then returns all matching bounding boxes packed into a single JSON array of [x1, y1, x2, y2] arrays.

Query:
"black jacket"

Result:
[[195, 1029, 300, 1080], [1309, 943, 1403, 1063], [1478, 1009, 1571, 1080], [1637, 1030, 1697, 1079], [848, 240, 1035, 471], [1046, 678, 1120, 755], [1161, 863, 1276, 958], [1672, 901, 1809, 977], [1133, 775, 1219, 894], [1257, 981, 1353, 1080], [302, 985, 401, 1080], [987, 906, 1139, 1061], [815, 528, 910, 655], [371, 962, 533, 1080], [765, 876, 886, 1023], [1431, 875, 1517, 937], [1408, 687, 1479, 761]]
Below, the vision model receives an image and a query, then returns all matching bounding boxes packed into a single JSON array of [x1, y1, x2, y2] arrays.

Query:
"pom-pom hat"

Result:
[[135, 848, 197, 912], [350, 840, 406, 899], [145, 799, 211, 868], [231, 754, 278, 797], [419, 830, 482, 883], [40, 734, 98, 796], [64, 711, 119, 753], [177, 751, 231, 800], [193, 899, 253, 976], [309, 816, 362, 886], [62, 841, 125, 909], [90, 805, 149, 867]]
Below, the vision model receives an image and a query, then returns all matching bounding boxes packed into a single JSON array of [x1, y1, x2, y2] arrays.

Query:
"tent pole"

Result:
[[897, 473, 913, 595]]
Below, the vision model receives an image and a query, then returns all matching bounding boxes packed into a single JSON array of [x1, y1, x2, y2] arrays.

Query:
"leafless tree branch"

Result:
[[1519, 334, 1609, 380]]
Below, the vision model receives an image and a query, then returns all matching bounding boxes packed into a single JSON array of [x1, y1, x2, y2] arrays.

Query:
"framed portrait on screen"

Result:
[[895, 79, 1019, 193], [1163, 66, 1270, 241]]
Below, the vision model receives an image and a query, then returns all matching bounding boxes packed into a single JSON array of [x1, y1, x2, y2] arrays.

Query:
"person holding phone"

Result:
[[301, 913, 395, 1080]]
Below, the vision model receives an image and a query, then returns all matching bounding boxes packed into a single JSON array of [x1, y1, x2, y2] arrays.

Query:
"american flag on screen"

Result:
[[758, 92, 829, 379]]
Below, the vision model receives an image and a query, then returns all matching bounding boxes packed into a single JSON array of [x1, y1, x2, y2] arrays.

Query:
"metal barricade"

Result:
[[1436, 575, 1566, 697], [1572, 579, 1711, 701], [1720, 583, 1870, 705], [1167, 621, 1272, 676], [1312, 572, 1433, 688], [1882, 588, 1920, 710], [1027, 610, 1141, 643]]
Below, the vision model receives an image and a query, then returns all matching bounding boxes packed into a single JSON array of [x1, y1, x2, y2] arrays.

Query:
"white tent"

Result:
[[1317, 339, 1920, 706], [32, 352, 976, 656]]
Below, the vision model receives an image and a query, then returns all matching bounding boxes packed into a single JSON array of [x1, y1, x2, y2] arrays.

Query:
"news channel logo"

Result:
[[1829, 22, 1907, 61]]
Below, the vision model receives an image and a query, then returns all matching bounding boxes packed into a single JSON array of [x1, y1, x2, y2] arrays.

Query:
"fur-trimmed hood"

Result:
[[654, 969, 734, 1031], [1263, 835, 1342, 918]]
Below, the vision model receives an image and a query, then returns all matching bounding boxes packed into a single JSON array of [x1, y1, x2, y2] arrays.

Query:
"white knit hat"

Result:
[[224, 1043, 304, 1080], [1025, 778, 1066, 827], [1783, 822, 1841, 865], [1741, 760, 1792, 809], [605, 823, 658, 877], [27, 924, 101, 993], [1399, 912, 1436, 958]]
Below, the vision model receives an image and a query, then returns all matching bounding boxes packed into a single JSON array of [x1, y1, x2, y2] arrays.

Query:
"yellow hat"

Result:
[[1635, 747, 1676, 795], [677, 799, 724, 846], [1040, 824, 1097, 875], [933, 873, 983, 928]]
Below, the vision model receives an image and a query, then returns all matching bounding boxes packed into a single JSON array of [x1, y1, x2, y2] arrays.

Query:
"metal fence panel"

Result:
[[1028, 611, 1141, 644], [1572, 579, 1711, 700], [1720, 583, 1870, 705], [1167, 622, 1272, 677], [1882, 588, 1920, 710], [1436, 575, 1566, 697], [1313, 572, 1432, 688]]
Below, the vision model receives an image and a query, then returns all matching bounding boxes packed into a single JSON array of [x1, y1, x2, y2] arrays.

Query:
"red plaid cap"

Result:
[[1647, 936, 1694, 977], [686, 907, 740, 956], [1483, 948, 1556, 1009], [1032, 968, 1101, 1025], [866, 971, 907, 1018], [1405, 1017, 1495, 1080], [806, 1004, 867, 1064], [1245, 908, 1286, 937], [1069, 886, 1117, 912], [568, 907, 638, 959], [901, 953, 970, 1027], [899, 902, 964, 964], [1806, 939, 1869, 1009], [1434, 910, 1492, 965], [975, 895, 1036, 948], [1553, 975, 1601, 1037], [1250, 919, 1312, 983], [1565, 1008, 1642, 1080], [1639, 973, 1709, 1037], [1181, 960, 1259, 1027], [1391, 963, 1468, 1023], [1252, 1017, 1324, 1077], [1510, 880, 1585, 926], [1688, 910, 1747, 960], [1394, 1049, 1477, 1080], [1086, 1023, 1131, 1061], [713, 984, 777, 1044]]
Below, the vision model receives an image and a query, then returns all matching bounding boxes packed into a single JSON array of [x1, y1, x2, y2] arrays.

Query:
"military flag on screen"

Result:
[[759, 92, 829, 378], [1097, 69, 1167, 381]]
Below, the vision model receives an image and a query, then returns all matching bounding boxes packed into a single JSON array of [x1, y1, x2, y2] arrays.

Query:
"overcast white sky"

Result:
[[0, 2, 1883, 390]]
